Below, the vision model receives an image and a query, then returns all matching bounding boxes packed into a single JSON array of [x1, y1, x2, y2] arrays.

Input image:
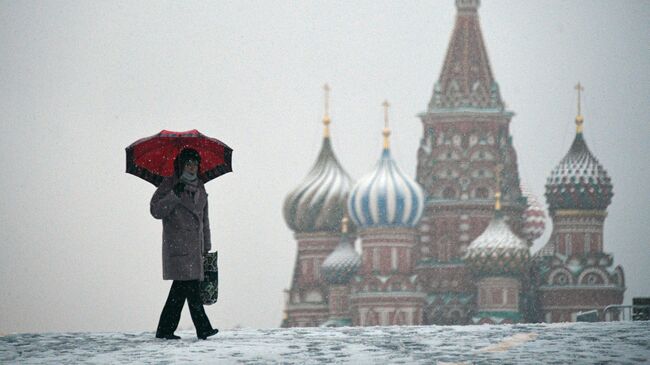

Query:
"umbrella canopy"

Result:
[[126, 129, 233, 186]]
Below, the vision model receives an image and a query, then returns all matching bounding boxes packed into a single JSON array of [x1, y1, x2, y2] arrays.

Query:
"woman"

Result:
[[150, 148, 219, 340]]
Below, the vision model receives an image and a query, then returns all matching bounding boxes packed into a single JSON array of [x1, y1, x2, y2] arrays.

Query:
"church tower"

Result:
[[414, 0, 526, 324], [532, 84, 625, 322], [321, 216, 361, 327], [348, 102, 426, 326], [282, 85, 356, 327], [464, 174, 530, 324]]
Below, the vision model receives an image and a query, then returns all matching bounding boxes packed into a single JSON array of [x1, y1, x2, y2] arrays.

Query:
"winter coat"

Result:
[[150, 176, 211, 281]]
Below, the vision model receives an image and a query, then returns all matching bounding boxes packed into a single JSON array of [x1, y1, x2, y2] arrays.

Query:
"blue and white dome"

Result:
[[348, 148, 425, 228]]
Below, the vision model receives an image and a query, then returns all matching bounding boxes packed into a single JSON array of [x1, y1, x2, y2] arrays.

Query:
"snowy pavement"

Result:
[[1, 321, 649, 364]]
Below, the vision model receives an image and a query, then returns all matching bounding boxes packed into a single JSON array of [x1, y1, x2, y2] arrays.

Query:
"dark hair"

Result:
[[174, 148, 201, 176]]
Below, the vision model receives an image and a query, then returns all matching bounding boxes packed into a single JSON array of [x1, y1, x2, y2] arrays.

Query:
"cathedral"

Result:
[[281, 0, 625, 327]]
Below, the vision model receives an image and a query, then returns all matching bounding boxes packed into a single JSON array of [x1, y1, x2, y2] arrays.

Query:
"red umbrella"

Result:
[[125, 129, 233, 186]]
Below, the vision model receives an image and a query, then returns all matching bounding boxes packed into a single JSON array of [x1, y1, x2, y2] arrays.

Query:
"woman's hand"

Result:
[[173, 182, 186, 196]]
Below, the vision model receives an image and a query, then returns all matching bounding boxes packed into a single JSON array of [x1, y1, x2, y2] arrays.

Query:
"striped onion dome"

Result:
[[348, 148, 425, 228], [545, 117, 613, 212], [520, 185, 546, 242], [465, 211, 530, 275], [321, 230, 360, 285], [283, 136, 354, 233]]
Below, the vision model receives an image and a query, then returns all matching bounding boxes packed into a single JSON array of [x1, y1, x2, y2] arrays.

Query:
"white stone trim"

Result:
[[286, 303, 329, 311], [538, 285, 624, 290], [577, 267, 609, 285], [547, 268, 574, 286], [351, 291, 426, 299]]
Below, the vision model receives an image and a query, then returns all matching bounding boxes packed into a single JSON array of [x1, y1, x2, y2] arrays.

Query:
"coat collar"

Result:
[[171, 175, 207, 217]]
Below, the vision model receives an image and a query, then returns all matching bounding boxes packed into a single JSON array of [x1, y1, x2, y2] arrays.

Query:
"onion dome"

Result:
[[283, 85, 355, 233], [465, 192, 530, 275], [545, 111, 613, 213], [520, 185, 546, 242], [321, 217, 361, 285], [348, 101, 425, 228]]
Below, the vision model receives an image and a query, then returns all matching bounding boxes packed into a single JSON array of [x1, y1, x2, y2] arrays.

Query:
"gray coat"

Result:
[[150, 176, 211, 281]]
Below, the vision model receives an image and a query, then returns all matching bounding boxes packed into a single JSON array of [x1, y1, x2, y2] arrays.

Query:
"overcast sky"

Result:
[[1, 0, 648, 334]]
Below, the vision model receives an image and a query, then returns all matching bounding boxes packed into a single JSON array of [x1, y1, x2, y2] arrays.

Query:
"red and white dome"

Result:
[[520, 185, 546, 242]]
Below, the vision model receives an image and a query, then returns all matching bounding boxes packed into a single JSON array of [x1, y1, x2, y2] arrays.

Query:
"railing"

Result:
[[603, 304, 650, 321]]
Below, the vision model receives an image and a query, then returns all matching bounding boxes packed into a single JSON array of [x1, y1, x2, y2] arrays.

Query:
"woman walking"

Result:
[[150, 148, 220, 340]]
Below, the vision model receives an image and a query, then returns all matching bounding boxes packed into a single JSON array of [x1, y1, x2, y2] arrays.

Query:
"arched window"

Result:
[[393, 311, 406, 325], [365, 310, 380, 326]]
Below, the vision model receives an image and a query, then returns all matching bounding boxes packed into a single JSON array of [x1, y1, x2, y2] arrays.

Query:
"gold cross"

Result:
[[322, 83, 331, 137], [382, 100, 390, 129], [382, 100, 391, 149], [574, 82, 584, 116], [574, 82, 585, 132], [323, 83, 330, 118]]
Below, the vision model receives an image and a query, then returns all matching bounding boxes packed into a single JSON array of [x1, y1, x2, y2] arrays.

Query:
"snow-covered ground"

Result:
[[1, 321, 649, 364]]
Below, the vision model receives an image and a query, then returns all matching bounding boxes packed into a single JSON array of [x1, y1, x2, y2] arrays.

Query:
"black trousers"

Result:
[[156, 280, 213, 336]]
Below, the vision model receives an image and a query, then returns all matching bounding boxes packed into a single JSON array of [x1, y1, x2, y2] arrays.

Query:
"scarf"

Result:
[[180, 171, 199, 201]]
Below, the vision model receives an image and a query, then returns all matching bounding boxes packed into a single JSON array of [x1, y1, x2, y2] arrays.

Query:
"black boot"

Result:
[[198, 328, 219, 340], [156, 333, 181, 340]]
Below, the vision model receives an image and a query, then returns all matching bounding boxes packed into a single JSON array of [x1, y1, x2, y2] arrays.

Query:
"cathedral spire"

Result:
[[428, 0, 503, 111]]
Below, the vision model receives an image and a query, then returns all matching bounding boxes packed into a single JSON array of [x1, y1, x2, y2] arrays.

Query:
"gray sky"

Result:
[[0, 0, 648, 333]]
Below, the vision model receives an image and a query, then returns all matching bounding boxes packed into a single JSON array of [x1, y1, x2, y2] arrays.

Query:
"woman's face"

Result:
[[183, 160, 199, 175]]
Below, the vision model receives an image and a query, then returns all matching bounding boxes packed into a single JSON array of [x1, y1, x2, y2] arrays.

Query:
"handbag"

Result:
[[200, 251, 219, 305]]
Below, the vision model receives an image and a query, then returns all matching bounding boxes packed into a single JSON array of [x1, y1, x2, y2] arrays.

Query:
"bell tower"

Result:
[[414, 0, 526, 325]]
